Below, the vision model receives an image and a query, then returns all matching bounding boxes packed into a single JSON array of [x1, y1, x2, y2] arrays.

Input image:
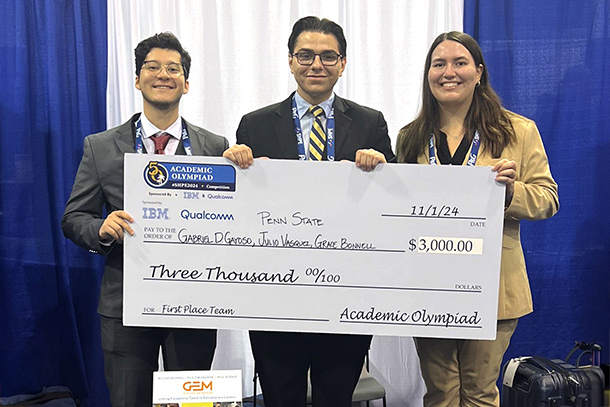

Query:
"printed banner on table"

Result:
[[153, 370, 242, 407], [124, 154, 505, 339]]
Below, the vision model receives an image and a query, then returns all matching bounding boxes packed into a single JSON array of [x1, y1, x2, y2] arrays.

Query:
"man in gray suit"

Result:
[[62, 32, 227, 407]]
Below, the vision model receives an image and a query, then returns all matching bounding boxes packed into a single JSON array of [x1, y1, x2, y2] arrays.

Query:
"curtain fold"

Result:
[[464, 0, 610, 369], [0, 1, 108, 405], [106, 0, 463, 146], [2, 1, 608, 406]]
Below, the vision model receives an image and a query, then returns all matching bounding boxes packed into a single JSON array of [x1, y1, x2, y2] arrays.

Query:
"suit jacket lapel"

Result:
[[333, 96, 352, 158], [175, 141, 187, 155], [113, 114, 139, 154], [271, 94, 300, 159], [178, 119, 197, 155]]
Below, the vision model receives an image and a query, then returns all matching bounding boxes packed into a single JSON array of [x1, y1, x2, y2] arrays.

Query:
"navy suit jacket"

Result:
[[62, 113, 229, 318], [236, 93, 395, 162]]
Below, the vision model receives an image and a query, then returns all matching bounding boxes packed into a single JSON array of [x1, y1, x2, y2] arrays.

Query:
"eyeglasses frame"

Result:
[[290, 52, 344, 66], [141, 60, 188, 78]]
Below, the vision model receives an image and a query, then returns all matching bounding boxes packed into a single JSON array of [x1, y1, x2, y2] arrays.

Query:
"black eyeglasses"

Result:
[[291, 51, 343, 66], [141, 61, 186, 77]]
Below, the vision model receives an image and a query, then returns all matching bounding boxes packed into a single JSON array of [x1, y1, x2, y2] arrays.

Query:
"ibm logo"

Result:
[[142, 207, 169, 220]]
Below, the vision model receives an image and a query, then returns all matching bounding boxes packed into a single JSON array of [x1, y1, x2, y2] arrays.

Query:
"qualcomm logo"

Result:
[[180, 209, 235, 221]]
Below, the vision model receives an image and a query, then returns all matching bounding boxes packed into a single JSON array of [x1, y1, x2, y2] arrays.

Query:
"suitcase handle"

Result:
[[527, 357, 555, 374], [503, 357, 554, 389], [565, 341, 602, 367]]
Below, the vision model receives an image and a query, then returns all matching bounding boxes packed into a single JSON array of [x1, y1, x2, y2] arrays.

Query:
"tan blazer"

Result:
[[418, 111, 559, 319]]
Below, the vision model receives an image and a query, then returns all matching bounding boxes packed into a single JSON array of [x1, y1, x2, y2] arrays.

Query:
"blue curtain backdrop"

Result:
[[464, 0, 610, 369], [0, 1, 108, 405], [1, 1, 609, 406]]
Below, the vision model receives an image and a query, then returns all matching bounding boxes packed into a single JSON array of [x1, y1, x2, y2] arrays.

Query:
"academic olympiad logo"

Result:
[[143, 161, 236, 191], [144, 161, 170, 187]]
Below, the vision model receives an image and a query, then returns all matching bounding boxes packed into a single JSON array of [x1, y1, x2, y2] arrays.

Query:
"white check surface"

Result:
[[124, 154, 504, 339]]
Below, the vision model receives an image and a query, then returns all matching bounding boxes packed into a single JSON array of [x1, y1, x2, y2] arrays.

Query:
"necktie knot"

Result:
[[309, 105, 324, 118], [150, 132, 171, 154]]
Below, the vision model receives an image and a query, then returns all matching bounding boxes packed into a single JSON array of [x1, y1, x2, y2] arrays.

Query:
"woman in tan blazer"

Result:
[[396, 31, 559, 407]]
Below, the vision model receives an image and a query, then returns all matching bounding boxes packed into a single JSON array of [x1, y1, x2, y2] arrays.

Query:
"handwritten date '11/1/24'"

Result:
[[411, 205, 459, 217]]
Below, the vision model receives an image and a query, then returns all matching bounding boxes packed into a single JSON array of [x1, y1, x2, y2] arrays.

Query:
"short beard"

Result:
[[142, 94, 180, 112]]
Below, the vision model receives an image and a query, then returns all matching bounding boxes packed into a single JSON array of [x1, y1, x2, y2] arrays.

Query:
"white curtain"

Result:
[[107, 1, 462, 405]]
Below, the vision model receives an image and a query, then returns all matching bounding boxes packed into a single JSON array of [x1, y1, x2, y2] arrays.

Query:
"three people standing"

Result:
[[63, 19, 558, 407]]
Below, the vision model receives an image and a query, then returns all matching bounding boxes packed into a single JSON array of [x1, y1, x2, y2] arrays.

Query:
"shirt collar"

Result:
[[294, 92, 335, 119], [140, 113, 182, 139]]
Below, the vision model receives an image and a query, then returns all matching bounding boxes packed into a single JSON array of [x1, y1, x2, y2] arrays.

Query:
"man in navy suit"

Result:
[[224, 16, 395, 407], [62, 32, 228, 407]]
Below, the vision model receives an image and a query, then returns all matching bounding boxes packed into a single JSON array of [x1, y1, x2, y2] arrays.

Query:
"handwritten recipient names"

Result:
[[257, 230, 376, 250], [175, 209, 379, 251]]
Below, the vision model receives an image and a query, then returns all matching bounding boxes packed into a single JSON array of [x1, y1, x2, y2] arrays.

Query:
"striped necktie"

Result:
[[308, 105, 326, 161], [150, 132, 171, 154]]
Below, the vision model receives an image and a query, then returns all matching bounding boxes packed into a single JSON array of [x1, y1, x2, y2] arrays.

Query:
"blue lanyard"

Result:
[[291, 97, 335, 161], [429, 131, 480, 166], [134, 116, 192, 155]]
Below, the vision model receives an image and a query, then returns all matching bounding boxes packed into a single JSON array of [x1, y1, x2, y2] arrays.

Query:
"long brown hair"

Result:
[[396, 31, 514, 163]]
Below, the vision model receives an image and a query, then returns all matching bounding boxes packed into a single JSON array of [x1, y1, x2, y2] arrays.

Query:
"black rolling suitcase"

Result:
[[564, 342, 606, 407], [0, 386, 79, 406], [501, 356, 597, 406]]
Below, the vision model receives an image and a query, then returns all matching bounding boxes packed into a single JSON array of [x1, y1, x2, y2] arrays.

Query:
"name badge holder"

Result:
[[292, 97, 335, 161], [134, 117, 193, 156], [429, 131, 481, 166]]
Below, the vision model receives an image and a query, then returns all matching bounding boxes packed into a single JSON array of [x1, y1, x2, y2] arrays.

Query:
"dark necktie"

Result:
[[150, 132, 171, 154], [308, 105, 326, 161]]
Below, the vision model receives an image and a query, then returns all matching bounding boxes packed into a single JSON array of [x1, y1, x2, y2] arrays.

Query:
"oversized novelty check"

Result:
[[123, 154, 504, 339]]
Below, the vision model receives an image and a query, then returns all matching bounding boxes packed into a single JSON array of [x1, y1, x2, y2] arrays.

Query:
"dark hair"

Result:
[[396, 31, 514, 163], [134, 32, 191, 79], [287, 16, 347, 56]]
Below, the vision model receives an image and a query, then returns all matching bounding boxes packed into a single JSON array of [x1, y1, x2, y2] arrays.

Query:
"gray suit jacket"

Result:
[[62, 113, 229, 318]]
